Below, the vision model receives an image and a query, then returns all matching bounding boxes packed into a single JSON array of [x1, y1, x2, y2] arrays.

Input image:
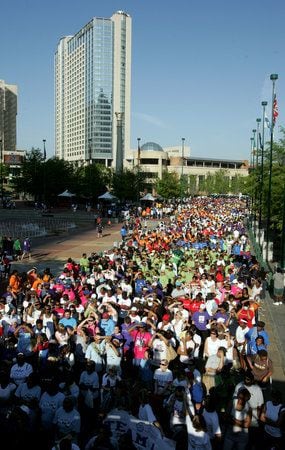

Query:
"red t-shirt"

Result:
[[238, 308, 255, 328]]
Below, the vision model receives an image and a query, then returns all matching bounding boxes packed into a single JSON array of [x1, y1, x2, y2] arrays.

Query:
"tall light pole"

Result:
[[88, 138, 92, 165], [137, 137, 141, 167], [266, 73, 278, 262], [258, 101, 267, 247], [136, 138, 141, 202], [255, 119, 261, 239], [180, 138, 185, 203], [115, 112, 124, 173], [251, 129, 257, 236], [281, 164, 285, 270], [42, 139, 46, 206], [252, 129, 257, 168], [250, 137, 254, 168], [256, 119, 261, 167], [0, 138, 3, 206], [88, 138, 92, 201]]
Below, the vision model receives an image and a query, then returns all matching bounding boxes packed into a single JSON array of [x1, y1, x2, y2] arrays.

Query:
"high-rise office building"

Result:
[[55, 11, 131, 170], [0, 79, 18, 155]]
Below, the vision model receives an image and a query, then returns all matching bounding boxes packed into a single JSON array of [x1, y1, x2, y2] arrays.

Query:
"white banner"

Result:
[[104, 409, 175, 450]]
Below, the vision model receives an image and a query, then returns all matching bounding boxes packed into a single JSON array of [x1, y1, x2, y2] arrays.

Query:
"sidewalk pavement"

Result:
[[259, 291, 285, 388], [11, 222, 123, 276]]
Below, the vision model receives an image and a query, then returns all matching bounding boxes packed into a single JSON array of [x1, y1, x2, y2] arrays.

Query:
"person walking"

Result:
[[97, 222, 103, 238], [13, 237, 22, 261], [21, 237, 31, 260], [272, 267, 284, 305]]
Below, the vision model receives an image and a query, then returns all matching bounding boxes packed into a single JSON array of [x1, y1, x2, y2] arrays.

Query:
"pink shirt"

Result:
[[130, 330, 152, 359]]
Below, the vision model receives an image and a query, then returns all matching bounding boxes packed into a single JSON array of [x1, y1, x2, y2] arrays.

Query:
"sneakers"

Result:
[[273, 302, 280, 305]]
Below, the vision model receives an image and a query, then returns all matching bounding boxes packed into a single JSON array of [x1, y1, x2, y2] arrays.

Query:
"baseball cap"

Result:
[[162, 314, 171, 321]]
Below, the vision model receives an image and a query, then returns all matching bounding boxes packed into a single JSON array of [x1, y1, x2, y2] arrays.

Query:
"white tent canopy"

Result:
[[58, 189, 76, 197], [98, 191, 118, 200], [140, 193, 156, 201]]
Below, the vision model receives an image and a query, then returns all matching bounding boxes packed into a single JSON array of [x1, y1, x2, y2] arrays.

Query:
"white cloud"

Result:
[[133, 112, 166, 128]]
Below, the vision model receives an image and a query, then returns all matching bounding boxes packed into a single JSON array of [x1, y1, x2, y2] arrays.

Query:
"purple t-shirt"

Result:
[[192, 311, 210, 331], [214, 312, 229, 324]]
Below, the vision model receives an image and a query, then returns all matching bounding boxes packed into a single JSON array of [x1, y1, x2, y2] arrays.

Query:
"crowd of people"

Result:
[[0, 196, 284, 450]]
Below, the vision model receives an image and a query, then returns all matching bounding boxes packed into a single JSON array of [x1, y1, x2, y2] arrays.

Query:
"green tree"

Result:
[[75, 163, 111, 202], [248, 126, 285, 233], [155, 171, 180, 199], [111, 168, 145, 202], [12, 148, 44, 201]]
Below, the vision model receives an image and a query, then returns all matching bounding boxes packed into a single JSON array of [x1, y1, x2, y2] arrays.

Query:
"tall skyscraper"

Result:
[[0, 80, 18, 154], [55, 11, 131, 169]]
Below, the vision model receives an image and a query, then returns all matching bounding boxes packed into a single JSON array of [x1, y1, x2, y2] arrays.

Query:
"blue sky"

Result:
[[1, 0, 284, 161]]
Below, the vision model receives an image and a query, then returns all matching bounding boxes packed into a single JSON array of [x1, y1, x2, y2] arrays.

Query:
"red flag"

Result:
[[273, 94, 278, 125]]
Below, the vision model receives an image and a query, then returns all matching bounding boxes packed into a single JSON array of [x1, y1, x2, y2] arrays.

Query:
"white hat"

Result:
[[232, 279, 238, 284], [131, 306, 137, 311], [199, 303, 206, 309]]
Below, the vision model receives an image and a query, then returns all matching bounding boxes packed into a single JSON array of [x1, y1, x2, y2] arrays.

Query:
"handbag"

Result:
[[166, 344, 177, 362]]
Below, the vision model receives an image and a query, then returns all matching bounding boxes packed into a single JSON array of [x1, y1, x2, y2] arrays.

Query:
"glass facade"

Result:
[[55, 12, 131, 166]]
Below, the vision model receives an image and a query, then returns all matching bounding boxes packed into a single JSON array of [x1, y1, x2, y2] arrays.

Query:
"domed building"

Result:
[[140, 142, 164, 152], [124, 140, 249, 194]]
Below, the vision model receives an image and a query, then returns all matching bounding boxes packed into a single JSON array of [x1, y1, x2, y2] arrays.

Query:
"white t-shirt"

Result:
[[53, 406, 81, 437], [154, 368, 173, 395], [186, 414, 212, 449], [233, 382, 264, 427], [10, 362, 33, 386], [152, 338, 168, 365], [138, 403, 157, 423], [15, 382, 41, 404], [39, 391, 65, 429], [203, 410, 221, 439], [231, 398, 251, 433], [264, 401, 283, 438], [79, 370, 99, 400]]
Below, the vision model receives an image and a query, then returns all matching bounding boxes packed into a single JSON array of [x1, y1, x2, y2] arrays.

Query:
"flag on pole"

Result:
[[264, 114, 271, 129], [272, 94, 279, 126]]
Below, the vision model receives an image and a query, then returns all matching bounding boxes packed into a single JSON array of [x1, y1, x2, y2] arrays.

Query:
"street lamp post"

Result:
[[256, 119, 261, 167], [115, 112, 124, 173], [0, 138, 3, 206], [88, 138, 92, 165], [265, 74, 278, 263], [258, 101, 267, 247], [136, 138, 141, 202], [250, 137, 254, 168], [252, 129, 257, 237], [255, 119, 261, 239], [252, 129, 257, 168], [281, 171, 285, 270], [137, 137, 141, 167], [180, 138, 185, 203], [42, 139, 46, 206]]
